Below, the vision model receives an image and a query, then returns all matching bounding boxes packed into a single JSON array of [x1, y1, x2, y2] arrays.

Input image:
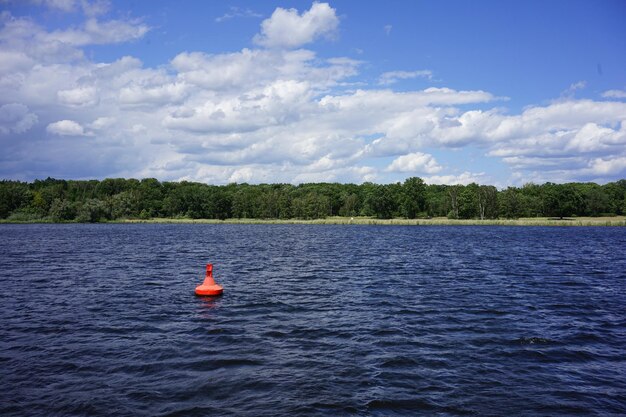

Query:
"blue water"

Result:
[[1, 224, 625, 416]]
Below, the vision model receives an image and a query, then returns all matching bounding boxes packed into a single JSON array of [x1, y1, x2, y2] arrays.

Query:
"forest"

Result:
[[1, 177, 625, 223]]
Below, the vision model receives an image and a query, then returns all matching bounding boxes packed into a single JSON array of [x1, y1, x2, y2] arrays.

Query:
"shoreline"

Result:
[[122, 216, 626, 226], [4, 216, 624, 226]]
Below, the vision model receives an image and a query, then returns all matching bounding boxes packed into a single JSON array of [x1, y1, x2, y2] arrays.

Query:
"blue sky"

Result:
[[1, 0, 625, 186]]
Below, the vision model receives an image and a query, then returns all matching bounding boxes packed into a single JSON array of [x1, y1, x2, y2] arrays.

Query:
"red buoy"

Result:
[[195, 263, 223, 296]]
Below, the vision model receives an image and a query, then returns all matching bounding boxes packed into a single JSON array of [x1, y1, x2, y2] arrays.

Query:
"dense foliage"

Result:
[[1, 177, 625, 222]]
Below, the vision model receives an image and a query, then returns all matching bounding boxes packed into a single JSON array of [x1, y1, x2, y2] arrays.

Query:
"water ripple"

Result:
[[1, 224, 625, 416]]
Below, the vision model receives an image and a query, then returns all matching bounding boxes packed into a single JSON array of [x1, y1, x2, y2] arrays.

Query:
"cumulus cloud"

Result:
[[46, 119, 85, 136], [88, 116, 114, 129], [560, 80, 586, 98], [2, 2, 626, 185], [0, 12, 148, 53], [487, 101, 626, 155], [80, 0, 110, 17], [32, 0, 111, 16], [602, 89, 626, 99], [586, 156, 626, 176], [253, 2, 339, 48], [424, 171, 486, 186], [34, 0, 79, 12], [0, 103, 38, 134], [386, 152, 442, 174], [0, 12, 149, 75], [378, 70, 433, 85], [163, 79, 314, 134], [171, 49, 358, 91], [215, 6, 262, 23], [119, 82, 188, 106], [57, 86, 98, 106], [47, 18, 149, 46]]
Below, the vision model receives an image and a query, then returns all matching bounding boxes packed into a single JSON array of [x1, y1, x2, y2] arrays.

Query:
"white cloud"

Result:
[[0, 50, 35, 74], [57, 86, 98, 106], [487, 101, 626, 154], [602, 89, 626, 99], [81, 0, 110, 17], [424, 171, 486, 185], [561, 80, 586, 98], [586, 156, 626, 176], [131, 124, 146, 133], [47, 18, 149, 46], [228, 166, 256, 183], [320, 88, 497, 111], [171, 49, 358, 91], [2, 3, 626, 185], [119, 82, 188, 106], [378, 70, 433, 85], [163, 79, 315, 134], [35, 0, 110, 16], [0, 103, 38, 134], [46, 119, 85, 135], [384, 24, 392, 35], [215, 6, 262, 23], [253, 2, 339, 48], [566, 122, 626, 152], [501, 156, 584, 170], [0, 12, 148, 66], [35, 0, 78, 12], [88, 116, 114, 129], [386, 152, 442, 174]]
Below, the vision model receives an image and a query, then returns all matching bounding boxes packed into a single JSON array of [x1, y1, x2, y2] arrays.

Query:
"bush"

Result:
[[49, 198, 76, 221], [6, 208, 46, 222], [76, 199, 109, 223]]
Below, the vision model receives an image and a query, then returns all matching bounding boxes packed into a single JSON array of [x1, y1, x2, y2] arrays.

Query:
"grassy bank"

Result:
[[2, 216, 624, 226], [118, 216, 626, 226]]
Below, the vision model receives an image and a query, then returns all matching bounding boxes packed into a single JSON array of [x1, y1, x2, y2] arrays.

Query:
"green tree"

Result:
[[292, 192, 329, 219], [365, 185, 394, 219], [542, 183, 582, 219], [517, 183, 543, 217], [401, 177, 426, 219], [478, 185, 498, 219], [30, 179, 66, 215], [76, 198, 109, 222], [48, 198, 76, 221], [583, 185, 609, 216], [339, 193, 359, 217], [231, 185, 260, 218], [209, 187, 232, 220], [499, 187, 521, 219], [0, 181, 32, 218], [446, 185, 461, 219], [66, 180, 99, 202], [258, 185, 291, 219], [137, 178, 164, 217], [458, 184, 477, 219], [603, 180, 626, 215], [30, 191, 48, 216], [424, 184, 447, 217], [95, 178, 130, 198], [109, 190, 140, 219]]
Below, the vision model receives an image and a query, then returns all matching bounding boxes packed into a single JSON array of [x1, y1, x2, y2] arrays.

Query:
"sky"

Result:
[[0, 0, 625, 186]]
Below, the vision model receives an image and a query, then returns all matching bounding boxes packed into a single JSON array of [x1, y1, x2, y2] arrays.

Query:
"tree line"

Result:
[[1, 177, 625, 222]]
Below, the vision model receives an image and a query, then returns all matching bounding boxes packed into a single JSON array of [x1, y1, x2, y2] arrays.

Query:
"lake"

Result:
[[1, 224, 625, 416]]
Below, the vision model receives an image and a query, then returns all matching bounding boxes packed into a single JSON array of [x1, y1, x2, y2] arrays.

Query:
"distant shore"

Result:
[[119, 216, 626, 226], [3, 216, 625, 226]]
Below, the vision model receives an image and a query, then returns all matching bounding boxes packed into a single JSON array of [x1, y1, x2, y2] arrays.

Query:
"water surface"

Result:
[[1, 224, 625, 416]]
